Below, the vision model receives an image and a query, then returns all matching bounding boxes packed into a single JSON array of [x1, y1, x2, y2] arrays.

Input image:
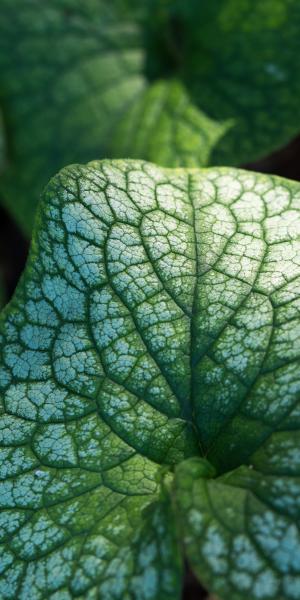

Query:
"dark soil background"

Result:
[[0, 135, 299, 599]]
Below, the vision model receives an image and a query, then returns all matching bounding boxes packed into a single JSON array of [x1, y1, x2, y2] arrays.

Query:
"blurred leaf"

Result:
[[1, 0, 300, 233]]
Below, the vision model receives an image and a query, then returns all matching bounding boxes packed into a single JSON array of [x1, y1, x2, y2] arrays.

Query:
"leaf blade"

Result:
[[0, 159, 299, 598]]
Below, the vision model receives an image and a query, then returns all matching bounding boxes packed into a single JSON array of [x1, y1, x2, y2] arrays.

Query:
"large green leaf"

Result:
[[0, 160, 299, 599], [1, 0, 300, 234]]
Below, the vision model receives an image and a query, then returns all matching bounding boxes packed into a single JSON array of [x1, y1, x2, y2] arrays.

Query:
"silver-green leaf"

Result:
[[0, 160, 299, 599]]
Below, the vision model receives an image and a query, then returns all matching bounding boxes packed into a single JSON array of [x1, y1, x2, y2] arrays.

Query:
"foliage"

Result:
[[1, 0, 300, 233], [0, 159, 299, 599]]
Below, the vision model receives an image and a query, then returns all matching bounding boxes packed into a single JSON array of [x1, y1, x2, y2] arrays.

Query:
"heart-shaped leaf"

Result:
[[0, 160, 299, 599], [1, 0, 300, 233]]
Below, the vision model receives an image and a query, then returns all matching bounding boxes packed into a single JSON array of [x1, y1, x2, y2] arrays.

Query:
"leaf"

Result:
[[110, 79, 230, 168], [0, 279, 4, 310], [1, 0, 300, 233], [174, 458, 300, 600], [0, 159, 299, 599]]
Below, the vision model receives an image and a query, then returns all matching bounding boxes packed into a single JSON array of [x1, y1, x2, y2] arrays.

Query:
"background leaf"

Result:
[[1, 0, 300, 233]]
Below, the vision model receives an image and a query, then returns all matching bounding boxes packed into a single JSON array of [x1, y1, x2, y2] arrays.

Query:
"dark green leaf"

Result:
[[1, 0, 300, 232]]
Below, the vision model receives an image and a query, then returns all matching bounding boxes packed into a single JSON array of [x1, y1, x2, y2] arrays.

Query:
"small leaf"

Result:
[[0, 160, 299, 598], [174, 459, 300, 600], [111, 79, 231, 168]]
